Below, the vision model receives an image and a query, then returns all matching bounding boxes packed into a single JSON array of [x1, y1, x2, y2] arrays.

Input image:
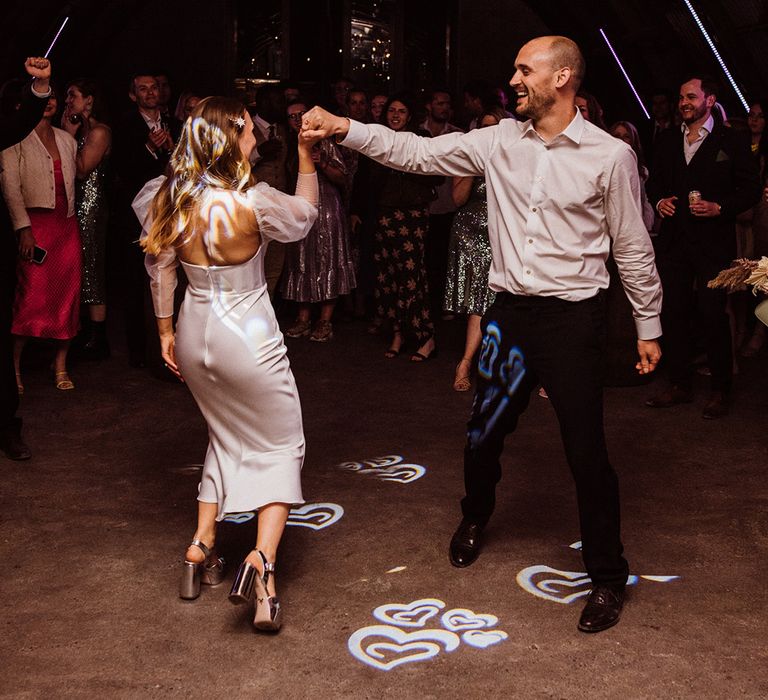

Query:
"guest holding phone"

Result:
[[0, 57, 53, 459], [0, 85, 81, 393]]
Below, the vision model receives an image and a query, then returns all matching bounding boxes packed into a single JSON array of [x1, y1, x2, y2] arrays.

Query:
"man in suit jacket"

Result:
[[0, 57, 53, 460], [113, 73, 181, 367], [641, 90, 675, 162], [646, 75, 761, 418]]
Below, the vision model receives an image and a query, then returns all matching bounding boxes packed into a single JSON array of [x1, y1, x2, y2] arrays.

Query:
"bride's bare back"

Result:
[[175, 189, 262, 267]]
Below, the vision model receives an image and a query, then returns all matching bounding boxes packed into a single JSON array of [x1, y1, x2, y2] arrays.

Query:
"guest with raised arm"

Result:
[[302, 35, 662, 633], [135, 97, 319, 632], [0, 57, 53, 460]]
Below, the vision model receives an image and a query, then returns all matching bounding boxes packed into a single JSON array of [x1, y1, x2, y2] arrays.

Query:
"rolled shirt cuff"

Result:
[[31, 82, 52, 98], [338, 119, 367, 149], [636, 317, 662, 340]]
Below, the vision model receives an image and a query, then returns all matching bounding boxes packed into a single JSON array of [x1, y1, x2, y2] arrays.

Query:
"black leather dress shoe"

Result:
[[577, 585, 624, 633], [702, 392, 728, 419], [645, 385, 693, 408], [0, 422, 31, 461], [449, 519, 483, 568]]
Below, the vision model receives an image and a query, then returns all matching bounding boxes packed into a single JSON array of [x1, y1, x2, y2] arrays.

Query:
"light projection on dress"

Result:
[[515, 541, 680, 605], [338, 455, 426, 484], [348, 598, 508, 671], [470, 322, 527, 449], [221, 503, 344, 530]]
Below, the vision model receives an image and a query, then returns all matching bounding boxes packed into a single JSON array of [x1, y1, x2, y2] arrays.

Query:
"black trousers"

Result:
[[461, 292, 629, 588], [0, 236, 19, 429], [426, 212, 454, 316], [124, 237, 148, 362], [657, 244, 732, 393]]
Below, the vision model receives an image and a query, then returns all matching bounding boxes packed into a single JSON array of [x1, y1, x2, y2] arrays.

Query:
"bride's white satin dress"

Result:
[[134, 176, 318, 520]]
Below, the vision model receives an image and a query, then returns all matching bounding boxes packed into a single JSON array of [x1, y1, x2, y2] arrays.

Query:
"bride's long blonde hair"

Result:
[[141, 96, 255, 254]]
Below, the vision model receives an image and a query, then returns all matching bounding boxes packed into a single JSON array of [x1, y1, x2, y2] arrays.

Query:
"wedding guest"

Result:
[[421, 88, 463, 317], [370, 94, 387, 123], [282, 99, 356, 342], [348, 89, 369, 123], [1, 87, 80, 391], [174, 91, 202, 122], [609, 120, 654, 230], [112, 73, 180, 368], [576, 89, 607, 130], [444, 108, 505, 391], [368, 93, 439, 361], [62, 78, 112, 360], [737, 100, 768, 357], [646, 75, 760, 418], [0, 56, 53, 460], [154, 72, 172, 117]]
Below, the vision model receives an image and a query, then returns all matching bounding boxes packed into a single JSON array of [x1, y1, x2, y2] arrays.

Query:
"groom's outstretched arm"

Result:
[[301, 106, 495, 178]]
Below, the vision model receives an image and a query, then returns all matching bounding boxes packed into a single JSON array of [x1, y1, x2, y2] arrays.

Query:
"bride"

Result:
[[134, 96, 320, 631]]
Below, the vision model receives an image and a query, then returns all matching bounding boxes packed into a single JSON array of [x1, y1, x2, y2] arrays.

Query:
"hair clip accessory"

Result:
[[229, 115, 246, 130]]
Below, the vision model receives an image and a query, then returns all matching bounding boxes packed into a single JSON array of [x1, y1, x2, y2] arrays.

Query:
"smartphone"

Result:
[[32, 245, 47, 264]]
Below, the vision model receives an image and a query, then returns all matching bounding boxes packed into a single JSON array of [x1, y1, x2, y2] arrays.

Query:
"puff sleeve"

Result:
[[247, 174, 318, 244], [132, 176, 179, 319]]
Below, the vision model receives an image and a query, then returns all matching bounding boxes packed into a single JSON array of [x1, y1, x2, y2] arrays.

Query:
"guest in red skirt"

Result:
[[0, 89, 81, 392]]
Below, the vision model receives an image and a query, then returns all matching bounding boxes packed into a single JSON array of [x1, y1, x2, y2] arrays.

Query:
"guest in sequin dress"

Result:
[[0, 90, 81, 391], [281, 99, 356, 342], [372, 93, 440, 361], [62, 79, 112, 359], [444, 110, 505, 389]]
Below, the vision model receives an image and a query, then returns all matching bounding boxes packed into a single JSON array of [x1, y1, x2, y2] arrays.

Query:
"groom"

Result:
[[301, 35, 662, 633]]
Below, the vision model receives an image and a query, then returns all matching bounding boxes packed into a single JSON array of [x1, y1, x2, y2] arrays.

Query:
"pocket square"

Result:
[[716, 149, 730, 162]]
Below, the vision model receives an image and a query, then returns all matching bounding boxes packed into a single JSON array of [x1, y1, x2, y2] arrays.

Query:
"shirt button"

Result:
[[526, 269, 532, 275], [532, 207, 537, 212], [528, 238, 533, 244]]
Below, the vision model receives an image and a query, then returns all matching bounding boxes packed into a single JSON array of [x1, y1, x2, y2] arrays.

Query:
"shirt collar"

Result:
[[521, 107, 585, 144], [139, 109, 161, 126], [253, 113, 271, 133], [681, 113, 715, 138], [419, 119, 449, 136]]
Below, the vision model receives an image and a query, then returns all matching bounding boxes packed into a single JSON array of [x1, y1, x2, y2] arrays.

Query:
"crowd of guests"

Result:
[[0, 62, 766, 460]]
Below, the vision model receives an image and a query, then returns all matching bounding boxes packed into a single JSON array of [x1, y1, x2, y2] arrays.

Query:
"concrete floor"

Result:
[[2, 314, 767, 699]]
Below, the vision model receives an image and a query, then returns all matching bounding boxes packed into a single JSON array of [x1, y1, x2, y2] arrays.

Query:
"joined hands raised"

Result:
[[299, 106, 350, 143]]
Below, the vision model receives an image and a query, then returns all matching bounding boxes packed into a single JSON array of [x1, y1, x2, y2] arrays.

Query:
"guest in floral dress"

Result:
[[371, 93, 441, 361]]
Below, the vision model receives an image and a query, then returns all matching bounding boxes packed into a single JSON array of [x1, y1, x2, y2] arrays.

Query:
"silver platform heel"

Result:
[[252, 550, 282, 632], [228, 558, 257, 605], [179, 539, 225, 600]]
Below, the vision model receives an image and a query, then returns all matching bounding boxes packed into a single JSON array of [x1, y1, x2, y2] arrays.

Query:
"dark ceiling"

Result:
[[521, 0, 768, 116], [1, 0, 765, 120]]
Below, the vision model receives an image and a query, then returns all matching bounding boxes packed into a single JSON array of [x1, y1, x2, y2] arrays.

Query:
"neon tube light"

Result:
[[598, 28, 650, 120], [682, 0, 749, 112], [44, 16, 70, 58]]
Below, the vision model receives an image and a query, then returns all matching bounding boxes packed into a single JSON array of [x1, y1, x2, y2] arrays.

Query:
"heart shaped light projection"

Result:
[[372, 598, 446, 628], [348, 625, 460, 671]]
